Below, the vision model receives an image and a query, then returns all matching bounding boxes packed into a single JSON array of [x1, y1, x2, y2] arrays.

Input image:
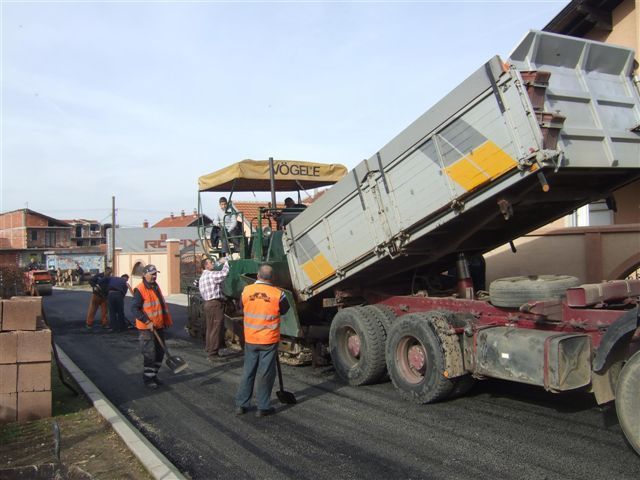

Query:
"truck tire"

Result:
[[362, 305, 396, 334], [187, 295, 204, 339], [329, 307, 387, 386], [489, 274, 579, 308], [386, 313, 456, 403], [615, 350, 640, 456], [448, 375, 476, 399]]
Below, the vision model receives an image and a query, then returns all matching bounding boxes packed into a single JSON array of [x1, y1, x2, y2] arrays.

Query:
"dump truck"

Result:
[[195, 31, 640, 454]]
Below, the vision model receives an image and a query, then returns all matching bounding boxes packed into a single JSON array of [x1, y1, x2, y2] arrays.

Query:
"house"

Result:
[[62, 219, 107, 247], [232, 201, 281, 233], [230, 195, 323, 233], [0, 209, 72, 267]]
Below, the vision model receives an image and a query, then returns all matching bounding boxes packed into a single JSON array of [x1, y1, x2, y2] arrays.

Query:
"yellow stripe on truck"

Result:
[[301, 253, 335, 285], [445, 140, 517, 191]]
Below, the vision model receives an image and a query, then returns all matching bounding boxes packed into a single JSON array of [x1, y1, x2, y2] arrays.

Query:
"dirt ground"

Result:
[[0, 361, 154, 480]]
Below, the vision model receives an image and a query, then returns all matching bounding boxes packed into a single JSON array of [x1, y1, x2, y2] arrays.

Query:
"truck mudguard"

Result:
[[593, 307, 640, 373]]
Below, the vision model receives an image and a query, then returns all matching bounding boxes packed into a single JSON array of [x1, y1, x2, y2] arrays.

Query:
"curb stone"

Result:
[[55, 347, 187, 480]]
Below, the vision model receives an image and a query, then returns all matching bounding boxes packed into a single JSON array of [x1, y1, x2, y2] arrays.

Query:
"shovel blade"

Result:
[[276, 390, 297, 405], [166, 355, 188, 374]]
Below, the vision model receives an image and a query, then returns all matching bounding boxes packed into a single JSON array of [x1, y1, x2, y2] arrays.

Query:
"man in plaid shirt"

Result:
[[199, 257, 236, 362]]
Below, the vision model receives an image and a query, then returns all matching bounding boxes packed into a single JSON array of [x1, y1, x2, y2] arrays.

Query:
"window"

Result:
[[132, 262, 145, 277], [31, 230, 37, 241], [75, 226, 82, 237], [45, 231, 56, 247]]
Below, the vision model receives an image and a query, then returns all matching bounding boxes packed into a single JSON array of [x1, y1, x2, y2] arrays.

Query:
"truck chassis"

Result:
[[326, 277, 640, 455]]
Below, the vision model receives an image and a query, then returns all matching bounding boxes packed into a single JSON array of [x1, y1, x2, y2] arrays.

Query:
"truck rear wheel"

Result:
[[615, 350, 640, 455], [362, 305, 396, 334], [329, 307, 387, 386], [386, 313, 455, 403], [186, 295, 204, 338], [489, 274, 579, 308]]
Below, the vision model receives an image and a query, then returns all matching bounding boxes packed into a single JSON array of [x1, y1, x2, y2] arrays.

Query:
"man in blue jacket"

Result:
[[106, 274, 132, 333]]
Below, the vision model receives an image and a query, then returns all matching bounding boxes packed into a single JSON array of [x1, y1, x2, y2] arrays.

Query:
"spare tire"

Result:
[[489, 274, 579, 308]]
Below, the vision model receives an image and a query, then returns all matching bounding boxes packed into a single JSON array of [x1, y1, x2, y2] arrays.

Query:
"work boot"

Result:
[[234, 406, 247, 416], [218, 348, 240, 358], [255, 407, 275, 418]]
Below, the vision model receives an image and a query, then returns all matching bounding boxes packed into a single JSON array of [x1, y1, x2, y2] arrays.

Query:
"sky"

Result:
[[1, 0, 569, 227]]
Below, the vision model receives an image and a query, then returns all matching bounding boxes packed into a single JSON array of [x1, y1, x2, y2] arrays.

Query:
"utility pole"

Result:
[[111, 196, 116, 273]]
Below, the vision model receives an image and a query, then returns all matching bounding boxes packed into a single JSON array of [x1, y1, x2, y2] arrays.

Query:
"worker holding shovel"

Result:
[[235, 264, 294, 417], [131, 264, 174, 389]]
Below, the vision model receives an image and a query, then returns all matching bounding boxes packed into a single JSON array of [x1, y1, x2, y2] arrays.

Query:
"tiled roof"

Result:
[[227, 194, 327, 227], [232, 201, 281, 230], [152, 213, 212, 228]]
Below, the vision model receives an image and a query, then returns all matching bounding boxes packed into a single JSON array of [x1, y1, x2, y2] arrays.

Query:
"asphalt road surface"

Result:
[[44, 290, 640, 480]]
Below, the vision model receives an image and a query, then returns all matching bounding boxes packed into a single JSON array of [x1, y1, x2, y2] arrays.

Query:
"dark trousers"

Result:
[[210, 228, 239, 255], [204, 299, 225, 357], [235, 343, 278, 411], [107, 292, 126, 331], [139, 328, 164, 383]]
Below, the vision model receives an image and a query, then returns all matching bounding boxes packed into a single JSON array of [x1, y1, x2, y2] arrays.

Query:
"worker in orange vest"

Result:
[[130, 264, 173, 389], [234, 263, 290, 417]]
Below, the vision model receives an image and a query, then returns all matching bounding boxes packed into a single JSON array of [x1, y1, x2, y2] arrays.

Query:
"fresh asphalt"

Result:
[[44, 290, 640, 480]]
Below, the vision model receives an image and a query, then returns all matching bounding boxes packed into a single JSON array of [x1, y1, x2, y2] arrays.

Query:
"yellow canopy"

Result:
[[198, 159, 348, 192]]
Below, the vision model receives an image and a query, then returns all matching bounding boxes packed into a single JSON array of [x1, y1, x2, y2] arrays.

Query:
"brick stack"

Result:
[[0, 297, 52, 424]]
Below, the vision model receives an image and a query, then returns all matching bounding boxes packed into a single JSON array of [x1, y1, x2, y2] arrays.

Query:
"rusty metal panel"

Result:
[[547, 334, 591, 391], [475, 327, 591, 390], [566, 279, 640, 307]]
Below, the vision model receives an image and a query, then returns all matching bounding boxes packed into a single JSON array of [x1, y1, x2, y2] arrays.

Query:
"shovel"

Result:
[[152, 329, 189, 374], [275, 355, 296, 404]]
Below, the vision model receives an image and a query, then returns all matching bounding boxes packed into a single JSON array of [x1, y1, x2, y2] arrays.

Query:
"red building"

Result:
[[0, 209, 72, 266]]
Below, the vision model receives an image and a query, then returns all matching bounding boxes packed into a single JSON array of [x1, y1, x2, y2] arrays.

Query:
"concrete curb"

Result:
[[55, 347, 187, 480]]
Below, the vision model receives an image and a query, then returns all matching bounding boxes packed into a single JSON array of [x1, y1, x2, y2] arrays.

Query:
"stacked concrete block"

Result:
[[0, 297, 51, 423]]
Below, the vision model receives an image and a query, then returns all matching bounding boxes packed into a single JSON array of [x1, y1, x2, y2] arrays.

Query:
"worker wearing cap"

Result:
[[131, 264, 173, 389], [235, 263, 290, 417]]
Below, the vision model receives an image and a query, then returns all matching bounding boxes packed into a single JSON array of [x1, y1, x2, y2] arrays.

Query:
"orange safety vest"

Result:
[[134, 282, 173, 330], [241, 282, 282, 344]]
